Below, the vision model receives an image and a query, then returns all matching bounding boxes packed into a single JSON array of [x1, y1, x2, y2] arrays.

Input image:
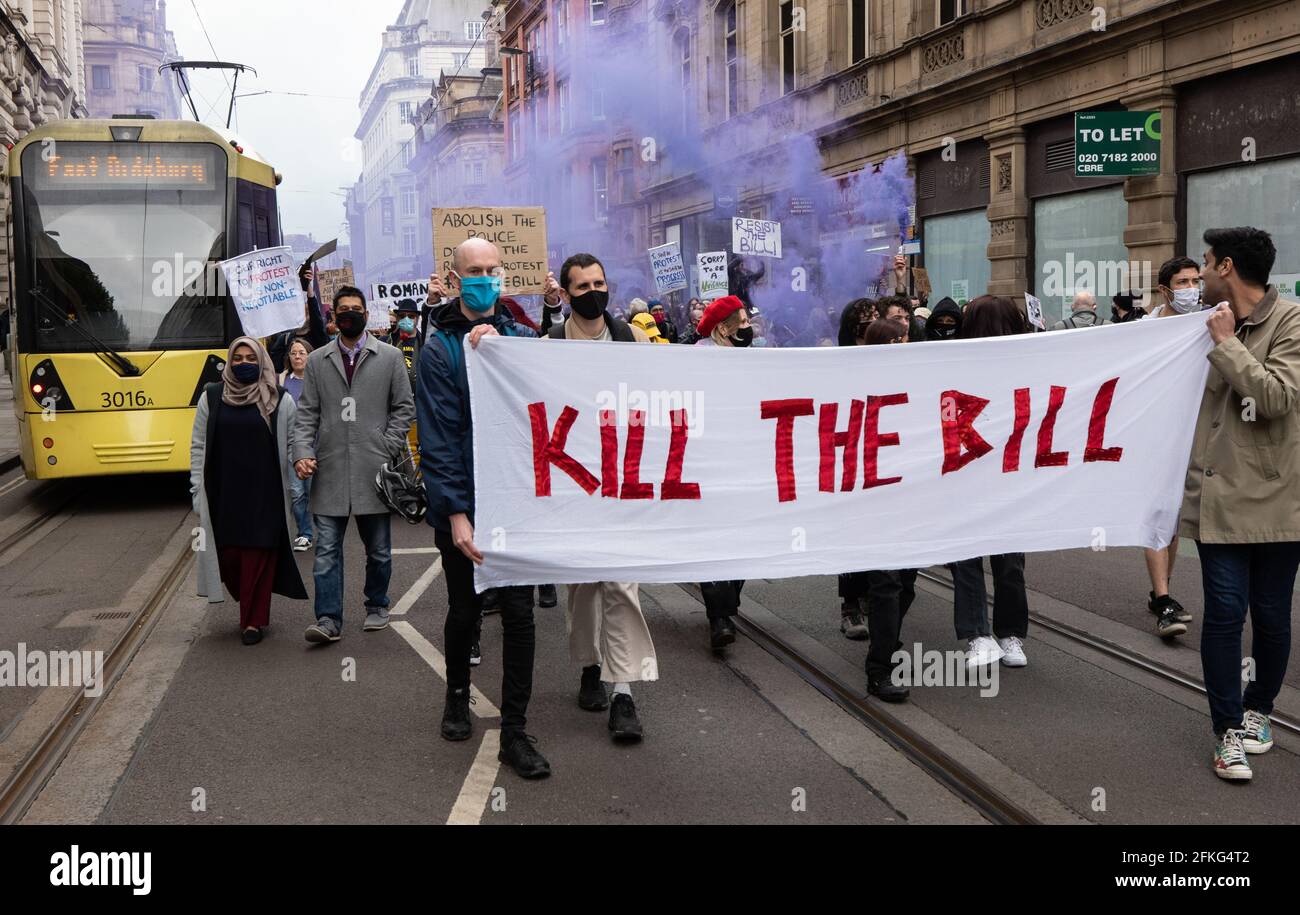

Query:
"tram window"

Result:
[[18, 141, 229, 352], [238, 202, 254, 254], [255, 212, 270, 249]]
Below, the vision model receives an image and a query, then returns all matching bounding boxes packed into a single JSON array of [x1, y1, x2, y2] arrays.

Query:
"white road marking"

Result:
[[446, 729, 501, 826], [390, 556, 442, 616], [392, 547, 438, 554], [389, 620, 499, 718]]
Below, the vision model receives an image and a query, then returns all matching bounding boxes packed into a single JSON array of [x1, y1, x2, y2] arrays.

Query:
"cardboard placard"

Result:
[[371, 278, 430, 313], [731, 217, 782, 259], [219, 246, 306, 339], [697, 251, 729, 301], [648, 242, 688, 295], [913, 266, 932, 298], [433, 206, 548, 295]]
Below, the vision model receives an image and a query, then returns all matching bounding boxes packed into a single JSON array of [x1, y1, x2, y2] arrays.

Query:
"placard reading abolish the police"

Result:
[[467, 314, 1214, 589], [371, 278, 430, 313], [698, 251, 729, 300], [648, 242, 687, 295], [732, 217, 782, 258], [219, 246, 305, 339], [433, 207, 548, 295]]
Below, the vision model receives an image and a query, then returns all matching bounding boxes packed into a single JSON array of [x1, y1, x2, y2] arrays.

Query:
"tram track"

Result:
[[0, 528, 194, 824], [0, 480, 83, 563], [915, 569, 1300, 738]]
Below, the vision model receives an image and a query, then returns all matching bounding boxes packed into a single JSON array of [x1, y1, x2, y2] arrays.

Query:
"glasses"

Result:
[[458, 267, 505, 279]]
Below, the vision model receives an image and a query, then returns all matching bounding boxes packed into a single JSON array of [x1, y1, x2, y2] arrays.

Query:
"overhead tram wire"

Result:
[[188, 0, 236, 128]]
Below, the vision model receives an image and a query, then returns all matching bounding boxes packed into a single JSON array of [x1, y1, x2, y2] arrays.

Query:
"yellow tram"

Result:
[[6, 118, 282, 479]]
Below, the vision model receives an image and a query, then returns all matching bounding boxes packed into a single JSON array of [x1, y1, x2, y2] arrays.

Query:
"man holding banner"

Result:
[[417, 238, 551, 780]]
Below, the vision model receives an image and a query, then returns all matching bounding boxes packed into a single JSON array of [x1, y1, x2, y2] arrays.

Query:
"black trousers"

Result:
[[700, 580, 744, 620], [864, 569, 918, 679], [839, 571, 870, 604], [434, 526, 535, 733], [949, 553, 1028, 641]]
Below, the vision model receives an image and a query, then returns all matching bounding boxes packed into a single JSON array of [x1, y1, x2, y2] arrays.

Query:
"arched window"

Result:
[[675, 28, 691, 129]]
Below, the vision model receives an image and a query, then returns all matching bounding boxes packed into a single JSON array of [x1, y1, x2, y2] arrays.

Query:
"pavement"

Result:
[[0, 371, 18, 473]]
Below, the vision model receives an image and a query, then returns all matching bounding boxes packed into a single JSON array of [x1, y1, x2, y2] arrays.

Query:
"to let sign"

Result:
[[1075, 111, 1161, 177]]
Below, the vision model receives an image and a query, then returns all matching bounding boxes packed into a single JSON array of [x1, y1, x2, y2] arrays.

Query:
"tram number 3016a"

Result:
[[100, 391, 156, 408]]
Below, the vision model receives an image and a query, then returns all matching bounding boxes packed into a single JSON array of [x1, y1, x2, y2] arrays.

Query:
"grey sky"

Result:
[[169, 1, 400, 243]]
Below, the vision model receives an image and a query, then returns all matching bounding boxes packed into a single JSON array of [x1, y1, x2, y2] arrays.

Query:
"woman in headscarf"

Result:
[[190, 337, 308, 644], [692, 296, 753, 652]]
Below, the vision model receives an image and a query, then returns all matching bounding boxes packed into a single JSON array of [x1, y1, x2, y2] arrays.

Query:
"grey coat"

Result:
[[291, 334, 415, 516], [190, 388, 303, 604]]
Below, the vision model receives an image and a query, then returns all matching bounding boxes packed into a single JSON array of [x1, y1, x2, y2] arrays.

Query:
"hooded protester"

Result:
[[837, 298, 878, 347], [925, 297, 963, 340], [949, 295, 1031, 670], [190, 337, 307, 645], [1110, 292, 1146, 323]]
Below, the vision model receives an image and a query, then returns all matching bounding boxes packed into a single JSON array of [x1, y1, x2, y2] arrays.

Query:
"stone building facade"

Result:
[[81, 0, 182, 120]]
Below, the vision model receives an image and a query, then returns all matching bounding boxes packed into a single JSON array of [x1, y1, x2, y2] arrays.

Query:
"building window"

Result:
[[614, 145, 635, 204], [938, 0, 966, 26], [138, 65, 154, 92], [592, 157, 609, 220], [405, 51, 420, 77], [723, 2, 738, 117], [591, 0, 606, 25], [557, 80, 569, 133], [850, 0, 868, 64], [465, 20, 484, 41], [473, 161, 485, 183], [676, 28, 691, 129], [509, 108, 521, 160], [92, 65, 112, 91], [398, 101, 414, 123], [402, 225, 418, 257], [400, 186, 416, 217], [1186, 158, 1300, 289], [923, 209, 990, 310], [381, 197, 396, 235], [556, 0, 568, 46], [1033, 186, 1127, 323], [592, 87, 606, 121], [780, 0, 797, 96]]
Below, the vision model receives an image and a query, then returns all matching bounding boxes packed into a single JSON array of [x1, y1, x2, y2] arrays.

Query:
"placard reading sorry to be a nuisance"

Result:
[[697, 251, 729, 301], [732, 217, 782, 259], [433, 207, 548, 295], [219, 246, 305, 339]]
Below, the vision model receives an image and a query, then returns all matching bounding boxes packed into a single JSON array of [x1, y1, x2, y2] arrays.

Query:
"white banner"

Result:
[[219, 246, 305, 339], [467, 315, 1214, 589], [371, 278, 430, 313]]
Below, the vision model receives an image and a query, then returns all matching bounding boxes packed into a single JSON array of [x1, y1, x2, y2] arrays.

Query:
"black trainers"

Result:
[[867, 676, 909, 703], [608, 693, 643, 742], [1156, 606, 1188, 639], [498, 731, 551, 779], [538, 584, 558, 608], [440, 688, 474, 741], [1149, 591, 1192, 623], [709, 616, 736, 651], [578, 664, 608, 710]]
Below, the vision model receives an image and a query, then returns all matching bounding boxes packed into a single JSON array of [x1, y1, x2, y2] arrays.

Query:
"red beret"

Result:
[[697, 295, 745, 338]]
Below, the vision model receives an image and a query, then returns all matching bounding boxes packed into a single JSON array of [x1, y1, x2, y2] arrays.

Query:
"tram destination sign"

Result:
[[1074, 111, 1161, 177], [36, 152, 217, 190]]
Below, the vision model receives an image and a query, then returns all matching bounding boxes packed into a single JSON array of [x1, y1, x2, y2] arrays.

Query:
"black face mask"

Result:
[[569, 289, 608, 321], [335, 311, 366, 338], [729, 326, 754, 348]]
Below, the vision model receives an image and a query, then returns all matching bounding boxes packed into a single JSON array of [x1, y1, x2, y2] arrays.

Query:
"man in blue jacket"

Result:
[[417, 237, 550, 780]]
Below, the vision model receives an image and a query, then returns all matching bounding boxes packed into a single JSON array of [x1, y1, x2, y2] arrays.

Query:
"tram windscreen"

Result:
[[19, 142, 229, 351]]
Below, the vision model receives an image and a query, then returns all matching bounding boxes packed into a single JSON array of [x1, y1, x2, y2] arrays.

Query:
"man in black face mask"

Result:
[[545, 253, 656, 744], [925, 297, 963, 340]]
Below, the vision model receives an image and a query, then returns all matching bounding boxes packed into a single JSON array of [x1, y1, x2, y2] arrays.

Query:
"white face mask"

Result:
[[1170, 287, 1202, 314]]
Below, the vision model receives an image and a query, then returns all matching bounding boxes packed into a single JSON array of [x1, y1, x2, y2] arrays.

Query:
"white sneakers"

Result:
[[966, 636, 1004, 668], [965, 636, 1029, 669], [998, 637, 1027, 667]]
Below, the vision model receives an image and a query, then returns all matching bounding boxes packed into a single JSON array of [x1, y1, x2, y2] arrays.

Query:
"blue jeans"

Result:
[[312, 513, 392, 623], [291, 476, 313, 540], [1196, 541, 1300, 735]]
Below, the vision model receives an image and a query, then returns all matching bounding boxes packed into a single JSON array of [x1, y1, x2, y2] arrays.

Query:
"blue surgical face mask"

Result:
[[458, 274, 502, 313], [232, 362, 259, 383], [397, 316, 416, 333]]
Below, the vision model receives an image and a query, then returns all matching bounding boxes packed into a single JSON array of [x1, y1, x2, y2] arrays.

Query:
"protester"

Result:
[[386, 299, 425, 465], [191, 337, 307, 644], [1146, 255, 1203, 320], [628, 298, 650, 320], [649, 300, 679, 343], [279, 339, 315, 551], [836, 298, 878, 348], [418, 238, 551, 778], [681, 297, 707, 344], [1110, 292, 1146, 323], [1180, 227, 1300, 781], [693, 295, 754, 651], [1049, 290, 1106, 330], [630, 312, 667, 343], [881, 296, 912, 331], [1136, 256, 1207, 638], [292, 285, 415, 645], [925, 296, 962, 340], [865, 318, 908, 345], [947, 295, 1032, 669], [268, 265, 330, 374], [324, 309, 338, 341], [543, 252, 658, 741]]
